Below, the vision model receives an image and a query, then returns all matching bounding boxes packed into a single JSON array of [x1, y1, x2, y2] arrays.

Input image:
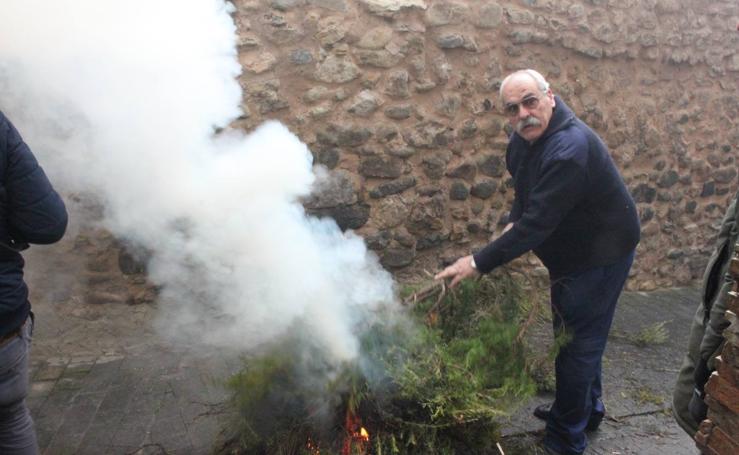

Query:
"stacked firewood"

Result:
[[695, 243, 739, 454]]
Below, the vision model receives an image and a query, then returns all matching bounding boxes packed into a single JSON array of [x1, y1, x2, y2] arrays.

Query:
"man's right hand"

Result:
[[434, 254, 479, 288]]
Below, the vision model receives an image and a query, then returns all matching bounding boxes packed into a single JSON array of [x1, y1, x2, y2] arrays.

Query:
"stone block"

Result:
[[384, 70, 411, 98], [315, 54, 360, 83], [307, 203, 370, 231], [436, 33, 465, 49], [307, 0, 347, 12], [505, 7, 534, 25], [347, 90, 383, 117], [271, 0, 305, 11], [369, 176, 416, 199], [305, 170, 358, 209], [474, 4, 503, 29], [384, 105, 413, 120], [446, 162, 476, 181], [478, 154, 504, 178], [355, 49, 404, 68], [359, 155, 404, 178], [470, 180, 497, 199], [289, 49, 313, 65], [357, 27, 394, 49], [425, 1, 468, 27], [381, 247, 415, 268], [360, 0, 427, 18], [449, 181, 469, 200]]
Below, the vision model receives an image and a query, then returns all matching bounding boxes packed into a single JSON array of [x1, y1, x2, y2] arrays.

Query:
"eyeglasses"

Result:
[[503, 94, 542, 117]]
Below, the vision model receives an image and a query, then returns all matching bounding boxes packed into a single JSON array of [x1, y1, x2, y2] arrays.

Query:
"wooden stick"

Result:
[[425, 282, 448, 321], [401, 280, 445, 306]]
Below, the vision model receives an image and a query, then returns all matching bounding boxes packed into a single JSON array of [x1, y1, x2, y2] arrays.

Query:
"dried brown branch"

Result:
[[401, 280, 445, 306], [424, 283, 448, 323]]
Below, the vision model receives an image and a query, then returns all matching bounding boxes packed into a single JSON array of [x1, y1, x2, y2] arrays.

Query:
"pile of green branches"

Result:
[[220, 274, 538, 455]]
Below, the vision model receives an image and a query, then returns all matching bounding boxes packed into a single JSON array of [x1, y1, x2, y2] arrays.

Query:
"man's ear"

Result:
[[547, 88, 555, 107]]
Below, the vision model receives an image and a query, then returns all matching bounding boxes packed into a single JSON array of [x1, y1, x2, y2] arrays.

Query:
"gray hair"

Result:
[[499, 69, 550, 99]]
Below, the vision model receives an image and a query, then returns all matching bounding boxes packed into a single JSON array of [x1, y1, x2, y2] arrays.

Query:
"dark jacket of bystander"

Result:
[[0, 110, 68, 338]]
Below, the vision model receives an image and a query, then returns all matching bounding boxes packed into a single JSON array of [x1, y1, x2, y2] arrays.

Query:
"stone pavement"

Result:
[[26, 284, 702, 454], [501, 287, 701, 455], [28, 297, 239, 455]]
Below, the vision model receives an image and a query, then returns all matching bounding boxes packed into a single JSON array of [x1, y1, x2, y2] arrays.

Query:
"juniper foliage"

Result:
[[222, 274, 537, 454]]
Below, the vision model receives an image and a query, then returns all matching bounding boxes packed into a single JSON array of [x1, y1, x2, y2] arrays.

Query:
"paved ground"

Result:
[[25, 279, 702, 454], [500, 288, 700, 455], [28, 297, 238, 455]]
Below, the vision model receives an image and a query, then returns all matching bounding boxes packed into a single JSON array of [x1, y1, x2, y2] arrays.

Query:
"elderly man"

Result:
[[0, 110, 68, 454], [436, 69, 640, 455]]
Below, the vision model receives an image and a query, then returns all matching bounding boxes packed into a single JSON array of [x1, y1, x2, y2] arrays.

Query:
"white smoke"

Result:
[[0, 0, 396, 362]]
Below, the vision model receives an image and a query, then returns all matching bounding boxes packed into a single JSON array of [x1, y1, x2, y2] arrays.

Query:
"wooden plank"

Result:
[[705, 372, 739, 414], [695, 420, 719, 455], [730, 257, 739, 278], [715, 355, 738, 387], [724, 311, 739, 347], [727, 292, 739, 316], [706, 396, 739, 444], [705, 425, 739, 455]]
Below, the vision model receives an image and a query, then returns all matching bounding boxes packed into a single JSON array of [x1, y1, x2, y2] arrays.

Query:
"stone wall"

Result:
[[231, 0, 738, 290]]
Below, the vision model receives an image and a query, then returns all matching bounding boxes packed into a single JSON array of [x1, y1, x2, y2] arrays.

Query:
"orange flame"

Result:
[[341, 409, 370, 455], [306, 437, 321, 455]]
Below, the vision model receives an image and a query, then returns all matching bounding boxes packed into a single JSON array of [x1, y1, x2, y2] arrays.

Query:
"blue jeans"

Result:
[[0, 314, 38, 455], [544, 251, 635, 455]]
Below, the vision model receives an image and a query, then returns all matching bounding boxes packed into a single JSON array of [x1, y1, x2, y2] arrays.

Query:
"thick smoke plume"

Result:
[[0, 0, 396, 362]]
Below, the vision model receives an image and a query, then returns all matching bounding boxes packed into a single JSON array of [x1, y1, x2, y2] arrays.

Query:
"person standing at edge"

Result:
[[0, 110, 68, 454], [672, 19, 739, 442], [672, 190, 738, 437], [435, 69, 640, 455]]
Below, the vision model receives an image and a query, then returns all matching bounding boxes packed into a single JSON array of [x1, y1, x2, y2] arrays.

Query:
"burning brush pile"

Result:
[[220, 273, 538, 455]]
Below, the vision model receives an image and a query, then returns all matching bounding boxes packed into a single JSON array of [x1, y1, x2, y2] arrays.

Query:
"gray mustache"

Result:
[[516, 116, 542, 132]]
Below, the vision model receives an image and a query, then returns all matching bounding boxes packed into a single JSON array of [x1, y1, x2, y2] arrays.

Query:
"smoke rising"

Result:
[[0, 0, 396, 362]]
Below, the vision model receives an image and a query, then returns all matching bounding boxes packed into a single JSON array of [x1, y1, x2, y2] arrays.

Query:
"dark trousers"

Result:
[[543, 251, 635, 455], [0, 314, 37, 455]]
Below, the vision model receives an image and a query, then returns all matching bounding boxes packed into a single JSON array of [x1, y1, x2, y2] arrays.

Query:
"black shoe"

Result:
[[586, 411, 603, 432], [533, 403, 551, 421], [532, 403, 603, 432]]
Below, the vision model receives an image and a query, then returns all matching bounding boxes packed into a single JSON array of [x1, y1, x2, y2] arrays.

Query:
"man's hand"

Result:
[[434, 254, 479, 288]]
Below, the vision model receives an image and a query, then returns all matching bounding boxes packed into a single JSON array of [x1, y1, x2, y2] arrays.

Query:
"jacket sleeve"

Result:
[[0, 111, 68, 245], [699, 192, 739, 364], [505, 143, 523, 224], [473, 137, 589, 274]]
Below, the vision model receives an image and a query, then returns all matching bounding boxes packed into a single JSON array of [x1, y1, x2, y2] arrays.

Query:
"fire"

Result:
[[305, 411, 370, 454], [306, 437, 320, 455], [341, 409, 371, 455]]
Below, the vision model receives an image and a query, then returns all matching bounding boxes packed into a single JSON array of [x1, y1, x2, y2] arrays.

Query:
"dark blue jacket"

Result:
[[473, 97, 640, 278], [0, 111, 68, 337]]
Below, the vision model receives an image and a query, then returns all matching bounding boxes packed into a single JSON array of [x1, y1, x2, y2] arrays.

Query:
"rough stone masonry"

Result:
[[230, 0, 738, 290]]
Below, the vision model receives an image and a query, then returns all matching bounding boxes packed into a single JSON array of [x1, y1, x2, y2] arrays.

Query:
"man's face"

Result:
[[501, 75, 555, 143]]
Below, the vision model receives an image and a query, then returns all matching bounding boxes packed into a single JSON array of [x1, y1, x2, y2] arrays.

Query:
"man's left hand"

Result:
[[434, 254, 479, 288]]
